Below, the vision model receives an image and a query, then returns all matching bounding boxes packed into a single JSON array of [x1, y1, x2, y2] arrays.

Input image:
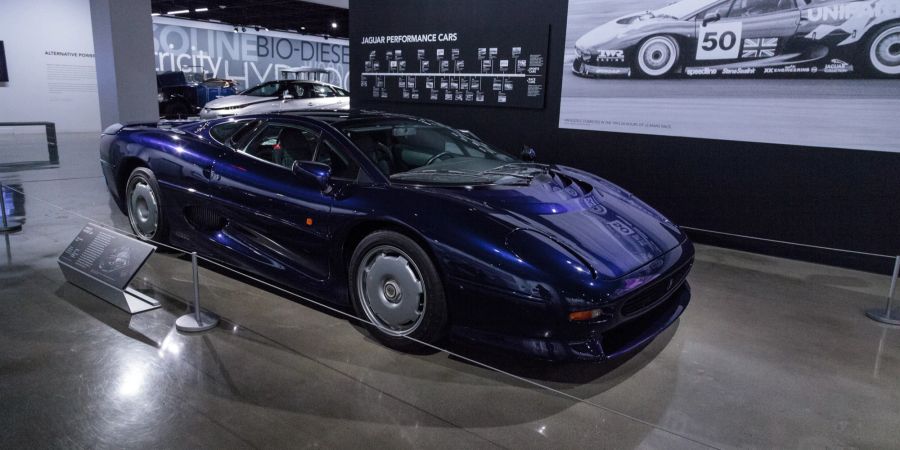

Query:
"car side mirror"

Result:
[[282, 90, 294, 100], [702, 11, 721, 26], [520, 146, 537, 162], [292, 161, 332, 190]]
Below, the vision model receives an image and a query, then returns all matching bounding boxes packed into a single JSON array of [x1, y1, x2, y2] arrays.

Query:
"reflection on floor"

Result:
[[1, 133, 898, 449]]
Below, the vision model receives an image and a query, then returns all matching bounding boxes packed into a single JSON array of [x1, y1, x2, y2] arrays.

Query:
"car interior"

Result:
[[242, 124, 357, 179], [343, 125, 509, 176]]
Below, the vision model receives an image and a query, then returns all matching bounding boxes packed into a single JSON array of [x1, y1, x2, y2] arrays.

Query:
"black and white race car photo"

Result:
[[572, 0, 900, 77]]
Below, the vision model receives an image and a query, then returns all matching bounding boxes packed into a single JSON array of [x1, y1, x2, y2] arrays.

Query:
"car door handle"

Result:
[[308, 102, 315, 106]]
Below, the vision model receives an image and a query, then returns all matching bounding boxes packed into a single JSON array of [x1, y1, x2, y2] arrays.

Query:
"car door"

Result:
[[695, 0, 801, 63], [209, 120, 336, 289]]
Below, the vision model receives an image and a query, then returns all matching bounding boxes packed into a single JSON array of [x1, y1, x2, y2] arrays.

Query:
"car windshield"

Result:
[[337, 119, 543, 185]]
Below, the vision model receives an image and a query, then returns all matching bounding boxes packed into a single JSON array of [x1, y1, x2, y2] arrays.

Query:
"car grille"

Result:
[[620, 262, 692, 317]]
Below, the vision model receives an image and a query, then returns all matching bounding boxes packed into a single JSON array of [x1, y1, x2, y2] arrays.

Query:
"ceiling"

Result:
[[150, 0, 349, 38]]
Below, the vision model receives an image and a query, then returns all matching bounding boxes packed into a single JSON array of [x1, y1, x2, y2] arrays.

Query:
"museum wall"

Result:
[[349, 0, 900, 273], [0, 0, 101, 132], [152, 17, 351, 90]]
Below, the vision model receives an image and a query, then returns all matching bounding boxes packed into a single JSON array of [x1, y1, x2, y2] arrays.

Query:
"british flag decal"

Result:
[[742, 38, 778, 58]]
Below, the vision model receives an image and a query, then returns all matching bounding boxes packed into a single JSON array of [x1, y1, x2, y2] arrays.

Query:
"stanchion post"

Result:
[[866, 255, 900, 326], [0, 182, 23, 233], [175, 252, 220, 332]]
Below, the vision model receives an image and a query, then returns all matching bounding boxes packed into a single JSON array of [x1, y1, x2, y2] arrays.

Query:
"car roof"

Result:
[[278, 109, 426, 126]]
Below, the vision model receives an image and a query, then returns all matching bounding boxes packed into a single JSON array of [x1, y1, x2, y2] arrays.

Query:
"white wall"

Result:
[[0, 0, 101, 132]]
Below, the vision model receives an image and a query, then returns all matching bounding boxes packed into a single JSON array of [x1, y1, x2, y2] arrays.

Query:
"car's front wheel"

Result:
[[635, 35, 680, 78], [866, 23, 900, 76], [125, 167, 167, 243], [349, 230, 447, 351]]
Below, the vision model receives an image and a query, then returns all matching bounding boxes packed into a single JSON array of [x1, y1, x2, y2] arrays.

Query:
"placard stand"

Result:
[[0, 182, 23, 233], [58, 223, 159, 314], [175, 252, 219, 332]]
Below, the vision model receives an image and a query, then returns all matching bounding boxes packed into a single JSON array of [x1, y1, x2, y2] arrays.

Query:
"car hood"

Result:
[[429, 166, 685, 280], [575, 13, 678, 50], [203, 94, 277, 110]]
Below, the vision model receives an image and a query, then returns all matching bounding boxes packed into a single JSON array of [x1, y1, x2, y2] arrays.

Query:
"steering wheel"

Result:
[[425, 151, 455, 166]]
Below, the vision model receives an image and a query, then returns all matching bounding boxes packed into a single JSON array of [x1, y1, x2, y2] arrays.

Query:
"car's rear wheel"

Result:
[[635, 35, 679, 77], [349, 230, 447, 351], [125, 167, 167, 243], [866, 23, 900, 76]]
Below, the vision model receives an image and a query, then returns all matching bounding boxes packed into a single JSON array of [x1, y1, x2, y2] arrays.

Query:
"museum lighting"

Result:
[[166, 9, 190, 15], [151, 12, 160, 16], [331, 22, 338, 29], [194, 7, 208, 12]]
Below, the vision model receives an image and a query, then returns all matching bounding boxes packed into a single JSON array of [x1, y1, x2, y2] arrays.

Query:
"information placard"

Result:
[[59, 223, 155, 290], [358, 27, 549, 109]]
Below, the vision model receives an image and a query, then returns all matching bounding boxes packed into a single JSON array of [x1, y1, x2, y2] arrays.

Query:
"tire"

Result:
[[348, 230, 448, 352], [635, 35, 680, 78], [125, 167, 168, 243], [865, 23, 900, 76]]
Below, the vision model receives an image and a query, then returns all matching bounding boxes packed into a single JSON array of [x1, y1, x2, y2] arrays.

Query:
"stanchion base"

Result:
[[176, 311, 220, 332], [865, 308, 900, 326], [0, 222, 22, 233]]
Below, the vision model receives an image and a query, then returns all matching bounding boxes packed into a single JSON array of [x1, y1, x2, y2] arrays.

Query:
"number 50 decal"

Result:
[[696, 21, 742, 60]]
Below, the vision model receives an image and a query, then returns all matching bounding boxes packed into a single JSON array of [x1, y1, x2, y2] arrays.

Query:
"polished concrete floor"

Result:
[[1, 132, 899, 449]]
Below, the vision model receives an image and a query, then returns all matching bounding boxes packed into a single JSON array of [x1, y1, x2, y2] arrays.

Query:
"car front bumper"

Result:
[[449, 241, 695, 362], [573, 56, 631, 77]]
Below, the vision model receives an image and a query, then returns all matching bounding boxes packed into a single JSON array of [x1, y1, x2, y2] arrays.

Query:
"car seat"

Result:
[[350, 132, 393, 175], [274, 128, 314, 168]]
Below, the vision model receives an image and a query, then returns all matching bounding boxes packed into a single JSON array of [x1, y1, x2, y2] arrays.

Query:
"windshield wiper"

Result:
[[390, 169, 472, 179], [479, 170, 534, 180]]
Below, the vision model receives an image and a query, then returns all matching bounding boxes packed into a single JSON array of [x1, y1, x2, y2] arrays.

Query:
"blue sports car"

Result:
[[99, 111, 693, 361]]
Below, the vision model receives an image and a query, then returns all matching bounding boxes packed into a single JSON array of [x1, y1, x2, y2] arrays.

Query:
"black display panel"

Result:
[[59, 223, 155, 289], [358, 27, 549, 108], [0, 41, 8, 82]]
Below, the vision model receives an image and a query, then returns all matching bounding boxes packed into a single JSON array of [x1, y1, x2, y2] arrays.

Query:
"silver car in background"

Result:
[[199, 80, 350, 118]]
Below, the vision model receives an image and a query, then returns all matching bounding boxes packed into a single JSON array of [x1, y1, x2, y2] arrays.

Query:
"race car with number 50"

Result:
[[573, 0, 900, 77]]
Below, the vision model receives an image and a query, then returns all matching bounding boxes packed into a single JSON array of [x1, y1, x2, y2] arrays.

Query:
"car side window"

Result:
[[699, 1, 730, 19], [310, 85, 337, 98], [727, 0, 795, 17], [314, 137, 359, 180], [244, 82, 280, 97], [210, 119, 254, 145], [242, 124, 320, 170]]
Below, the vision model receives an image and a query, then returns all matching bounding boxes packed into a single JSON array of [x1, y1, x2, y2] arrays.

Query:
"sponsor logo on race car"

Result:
[[721, 67, 756, 75], [823, 59, 855, 73], [763, 65, 819, 74], [595, 49, 625, 62], [685, 67, 718, 76], [805, 0, 900, 23], [685, 67, 757, 76]]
